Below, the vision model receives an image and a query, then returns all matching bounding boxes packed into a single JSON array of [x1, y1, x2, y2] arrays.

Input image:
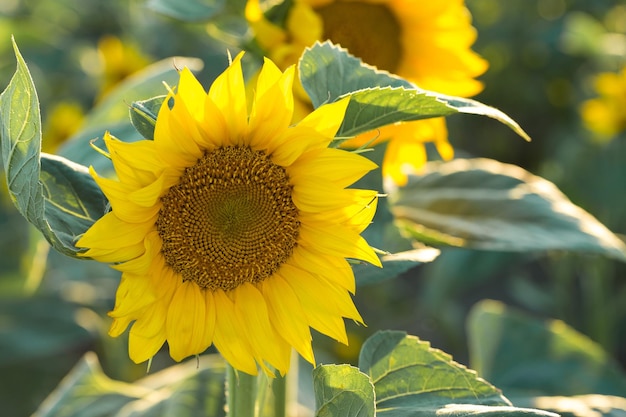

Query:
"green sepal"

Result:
[[129, 95, 166, 140]]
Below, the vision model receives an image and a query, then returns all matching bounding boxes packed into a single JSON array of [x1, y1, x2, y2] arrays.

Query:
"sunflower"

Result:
[[246, 0, 488, 185], [580, 66, 626, 141], [76, 53, 381, 375]]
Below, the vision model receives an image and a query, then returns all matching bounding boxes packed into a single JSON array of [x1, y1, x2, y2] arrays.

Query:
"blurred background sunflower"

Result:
[[246, 0, 489, 184]]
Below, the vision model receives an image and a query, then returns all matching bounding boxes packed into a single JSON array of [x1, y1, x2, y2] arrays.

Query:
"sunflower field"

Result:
[[1, 1, 625, 417]]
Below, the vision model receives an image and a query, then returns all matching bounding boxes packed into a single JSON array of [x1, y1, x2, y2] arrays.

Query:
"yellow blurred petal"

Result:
[[245, 0, 287, 50]]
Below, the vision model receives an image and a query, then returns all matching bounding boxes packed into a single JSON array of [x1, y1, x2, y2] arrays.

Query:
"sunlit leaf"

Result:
[[0, 38, 107, 257], [467, 300, 626, 396], [358, 331, 558, 417], [389, 158, 626, 261], [313, 364, 375, 417], [147, 0, 224, 21], [33, 353, 227, 417], [518, 394, 626, 417], [353, 247, 440, 286], [299, 41, 530, 141]]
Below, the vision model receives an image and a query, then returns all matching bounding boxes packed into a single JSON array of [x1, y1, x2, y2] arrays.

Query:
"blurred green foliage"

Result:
[[1, 1, 625, 416]]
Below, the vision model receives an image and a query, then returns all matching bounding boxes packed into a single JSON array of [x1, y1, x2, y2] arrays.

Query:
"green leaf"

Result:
[[299, 41, 530, 141], [40, 154, 109, 253], [147, 0, 224, 21], [34, 352, 227, 417], [389, 158, 626, 261], [360, 331, 508, 409], [129, 95, 166, 140], [358, 331, 558, 417], [467, 300, 626, 396], [0, 38, 107, 257], [313, 364, 375, 417], [337, 87, 456, 138]]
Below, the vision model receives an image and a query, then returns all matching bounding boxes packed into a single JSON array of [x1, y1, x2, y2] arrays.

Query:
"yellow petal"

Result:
[[268, 126, 329, 167], [262, 274, 314, 364], [129, 329, 166, 364], [105, 133, 162, 185], [154, 92, 203, 167], [111, 231, 162, 275], [77, 212, 154, 252], [208, 52, 249, 145], [176, 67, 206, 121], [233, 283, 291, 374], [166, 281, 211, 361], [212, 289, 259, 375], [290, 245, 355, 293], [296, 97, 349, 138], [299, 222, 381, 267], [288, 147, 377, 187], [91, 172, 162, 223], [107, 273, 156, 319], [248, 62, 295, 150]]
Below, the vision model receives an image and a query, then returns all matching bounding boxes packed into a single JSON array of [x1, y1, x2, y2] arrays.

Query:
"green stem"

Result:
[[227, 364, 258, 417], [273, 349, 298, 417], [272, 374, 287, 417]]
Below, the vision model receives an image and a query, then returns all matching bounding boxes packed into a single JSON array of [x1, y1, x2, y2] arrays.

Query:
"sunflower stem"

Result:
[[272, 374, 287, 417], [273, 349, 298, 417], [227, 365, 257, 417]]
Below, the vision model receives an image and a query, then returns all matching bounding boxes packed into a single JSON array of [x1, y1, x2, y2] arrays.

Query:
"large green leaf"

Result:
[[467, 300, 626, 396], [299, 41, 530, 141], [0, 38, 107, 257], [313, 365, 375, 417], [358, 331, 558, 417], [34, 353, 227, 417], [389, 158, 626, 261]]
